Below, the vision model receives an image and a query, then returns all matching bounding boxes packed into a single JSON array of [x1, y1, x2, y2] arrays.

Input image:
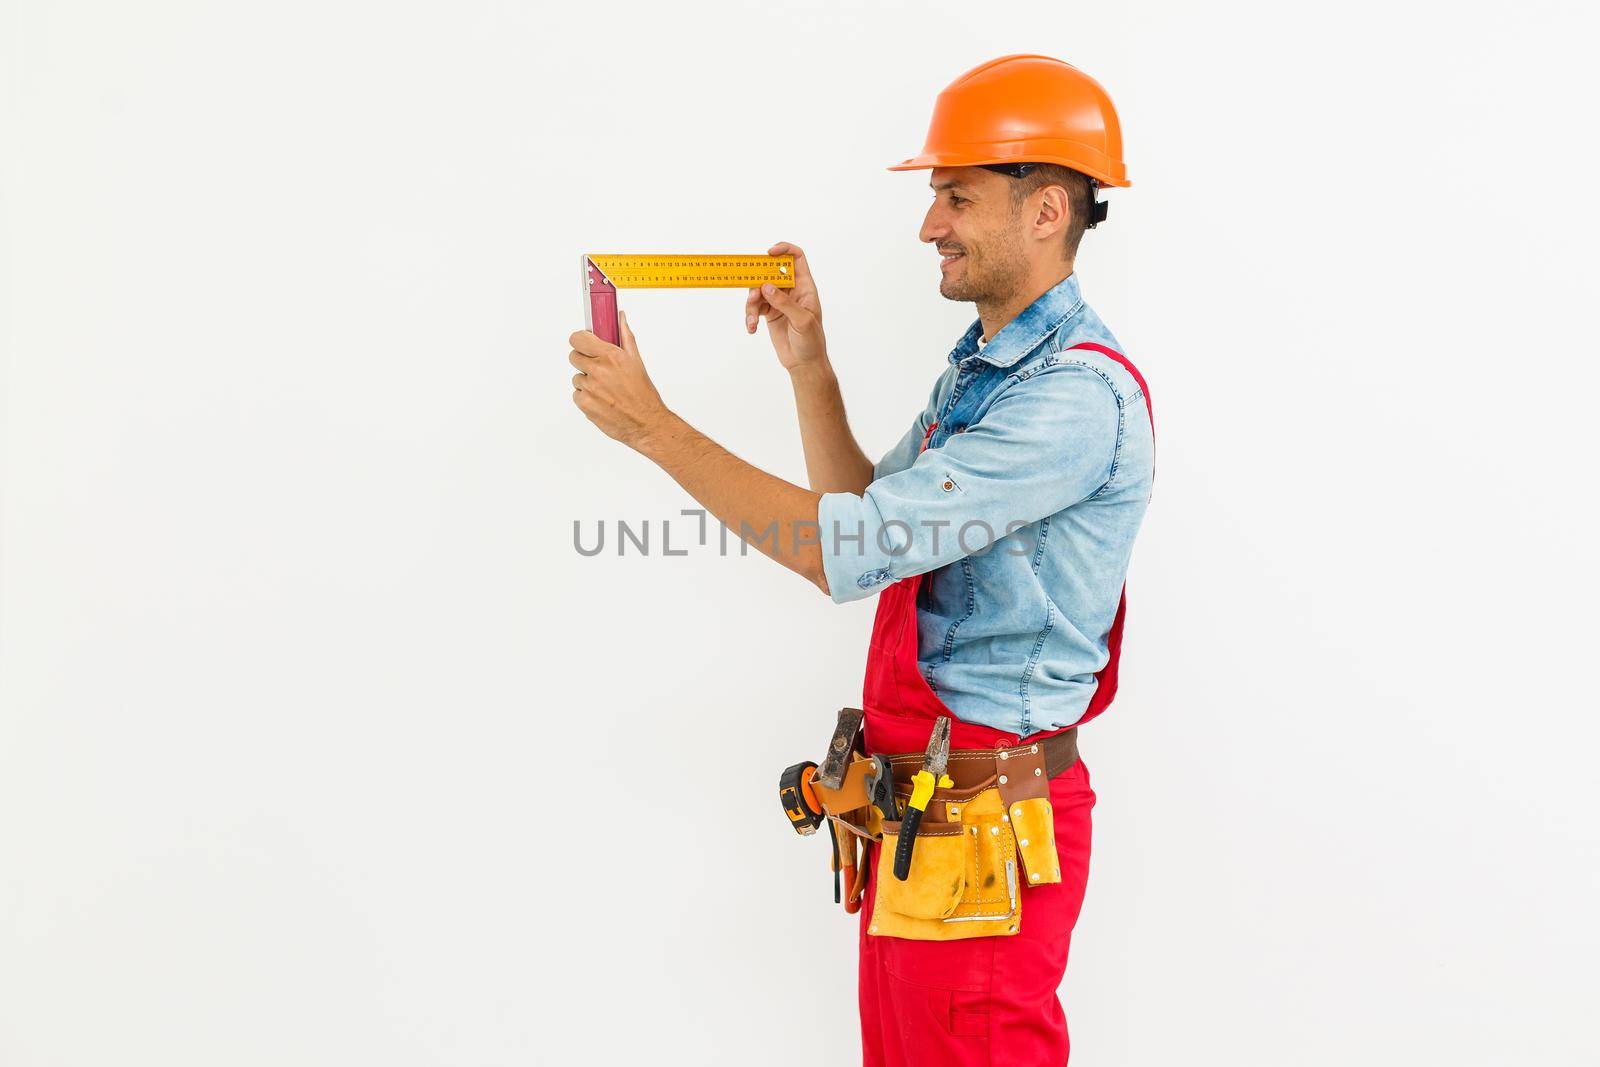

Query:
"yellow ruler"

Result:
[[585, 254, 796, 289], [583, 253, 795, 344]]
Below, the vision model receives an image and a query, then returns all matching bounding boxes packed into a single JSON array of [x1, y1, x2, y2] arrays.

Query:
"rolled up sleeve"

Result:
[[817, 363, 1120, 604]]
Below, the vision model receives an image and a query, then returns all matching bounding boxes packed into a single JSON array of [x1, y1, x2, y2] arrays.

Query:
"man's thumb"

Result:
[[617, 309, 639, 354]]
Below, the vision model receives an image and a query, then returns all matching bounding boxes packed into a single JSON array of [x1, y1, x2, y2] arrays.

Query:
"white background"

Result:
[[4, 1, 1598, 1064]]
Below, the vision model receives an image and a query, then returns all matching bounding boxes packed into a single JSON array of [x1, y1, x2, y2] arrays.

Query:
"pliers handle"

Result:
[[892, 767, 954, 881]]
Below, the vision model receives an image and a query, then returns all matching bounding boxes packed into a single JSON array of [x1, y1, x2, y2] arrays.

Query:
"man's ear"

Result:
[[1034, 185, 1070, 242]]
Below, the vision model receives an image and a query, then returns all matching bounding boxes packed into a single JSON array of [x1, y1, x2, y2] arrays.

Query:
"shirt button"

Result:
[[856, 568, 893, 590]]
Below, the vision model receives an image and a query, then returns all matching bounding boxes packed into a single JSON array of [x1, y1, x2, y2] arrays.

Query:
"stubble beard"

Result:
[[939, 248, 1030, 307], [938, 215, 1027, 308]]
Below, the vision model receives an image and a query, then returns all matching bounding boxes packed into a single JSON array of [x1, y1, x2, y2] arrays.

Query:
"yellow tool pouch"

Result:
[[868, 742, 1064, 942], [873, 782, 1019, 939], [782, 712, 1077, 940]]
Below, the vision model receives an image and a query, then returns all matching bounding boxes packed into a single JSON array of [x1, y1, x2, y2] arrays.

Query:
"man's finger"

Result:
[[568, 350, 594, 370], [745, 288, 766, 333], [746, 291, 774, 332], [569, 329, 618, 358], [761, 283, 812, 329], [571, 372, 587, 390]]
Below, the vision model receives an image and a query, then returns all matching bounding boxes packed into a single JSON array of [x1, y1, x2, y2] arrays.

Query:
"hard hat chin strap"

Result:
[[979, 164, 1109, 229], [1087, 182, 1109, 229], [1083, 177, 1108, 229]]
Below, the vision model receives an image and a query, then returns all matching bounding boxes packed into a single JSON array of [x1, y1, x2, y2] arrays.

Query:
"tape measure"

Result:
[[778, 760, 824, 836], [585, 254, 796, 290], [583, 253, 795, 346]]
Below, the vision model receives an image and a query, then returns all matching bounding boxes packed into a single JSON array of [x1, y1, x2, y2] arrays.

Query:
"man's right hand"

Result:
[[746, 241, 827, 374]]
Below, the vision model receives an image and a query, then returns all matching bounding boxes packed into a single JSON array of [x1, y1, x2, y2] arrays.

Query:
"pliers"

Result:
[[893, 717, 954, 881]]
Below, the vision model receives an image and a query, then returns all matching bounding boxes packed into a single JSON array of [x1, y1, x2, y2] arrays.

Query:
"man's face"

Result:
[[919, 166, 1028, 305]]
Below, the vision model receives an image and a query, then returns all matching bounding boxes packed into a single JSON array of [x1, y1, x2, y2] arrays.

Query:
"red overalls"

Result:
[[856, 342, 1151, 1066]]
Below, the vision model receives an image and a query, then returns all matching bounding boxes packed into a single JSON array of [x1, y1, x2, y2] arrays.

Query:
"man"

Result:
[[569, 54, 1152, 1065]]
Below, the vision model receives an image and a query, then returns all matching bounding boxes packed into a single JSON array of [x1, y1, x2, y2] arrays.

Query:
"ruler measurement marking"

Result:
[[587, 253, 796, 289]]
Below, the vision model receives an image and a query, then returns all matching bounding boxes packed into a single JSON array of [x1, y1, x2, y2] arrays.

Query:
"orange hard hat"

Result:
[[888, 54, 1130, 188]]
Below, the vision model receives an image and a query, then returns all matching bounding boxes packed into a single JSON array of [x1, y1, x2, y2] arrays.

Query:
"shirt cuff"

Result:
[[817, 490, 905, 604]]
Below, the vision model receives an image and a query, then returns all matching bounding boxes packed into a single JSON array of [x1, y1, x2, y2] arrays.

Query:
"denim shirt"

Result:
[[818, 273, 1153, 736]]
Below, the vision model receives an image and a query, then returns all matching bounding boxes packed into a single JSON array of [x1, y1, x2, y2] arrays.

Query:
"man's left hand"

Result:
[[569, 311, 672, 449]]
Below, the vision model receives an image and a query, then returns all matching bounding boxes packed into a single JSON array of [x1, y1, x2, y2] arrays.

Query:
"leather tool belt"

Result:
[[804, 721, 1079, 942]]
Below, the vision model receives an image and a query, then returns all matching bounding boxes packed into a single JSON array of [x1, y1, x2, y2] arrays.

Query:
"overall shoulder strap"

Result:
[[1065, 341, 1153, 433], [1058, 340, 1152, 731]]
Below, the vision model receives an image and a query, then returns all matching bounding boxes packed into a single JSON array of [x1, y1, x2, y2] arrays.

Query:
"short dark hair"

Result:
[[993, 163, 1096, 262]]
